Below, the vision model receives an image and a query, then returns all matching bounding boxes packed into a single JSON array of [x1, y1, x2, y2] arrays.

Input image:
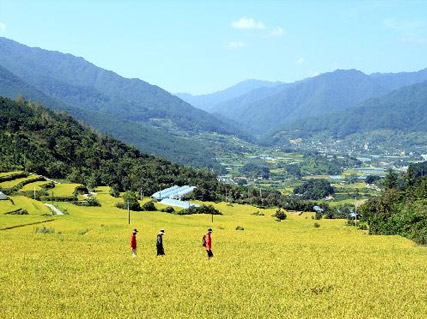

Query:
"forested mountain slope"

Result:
[[0, 96, 221, 197], [201, 69, 427, 136], [0, 37, 242, 169], [288, 81, 427, 137]]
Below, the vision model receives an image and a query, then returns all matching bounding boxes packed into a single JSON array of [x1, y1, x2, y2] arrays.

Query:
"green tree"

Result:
[[121, 191, 141, 211], [383, 169, 398, 190]]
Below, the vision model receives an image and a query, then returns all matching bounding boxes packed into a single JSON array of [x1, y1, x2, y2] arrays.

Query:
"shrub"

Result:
[[161, 206, 175, 213], [34, 226, 55, 234], [109, 185, 120, 198], [314, 222, 321, 228], [117, 191, 141, 211], [73, 185, 89, 196], [315, 211, 323, 220], [81, 197, 101, 207], [177, 205, 222, 215], [236, 226, 245, 231], [273, 208, 287, 221], [251, 211, 264, 216], [142, 201, 157, 211]]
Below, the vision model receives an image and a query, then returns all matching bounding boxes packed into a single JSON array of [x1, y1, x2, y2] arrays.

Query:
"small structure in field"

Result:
[[151, 185, 198, 208], [0, 191, 8, 200]]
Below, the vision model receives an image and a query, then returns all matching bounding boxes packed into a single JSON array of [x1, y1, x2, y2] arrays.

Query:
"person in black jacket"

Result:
[[156, 229, 165, 256]]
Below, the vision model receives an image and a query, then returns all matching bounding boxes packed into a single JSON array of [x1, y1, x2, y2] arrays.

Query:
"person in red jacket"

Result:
[[204, 228, 213, 259], [130, 229, 138, 257]]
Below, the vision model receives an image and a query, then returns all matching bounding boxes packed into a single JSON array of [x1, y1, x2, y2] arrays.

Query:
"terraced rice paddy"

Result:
[[0, 184, 426, 318]]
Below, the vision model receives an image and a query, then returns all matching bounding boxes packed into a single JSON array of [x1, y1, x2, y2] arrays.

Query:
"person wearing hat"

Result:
[[204, 228, 213, 259], [156, 229, 165, 256], [130, 229, 138, 257]]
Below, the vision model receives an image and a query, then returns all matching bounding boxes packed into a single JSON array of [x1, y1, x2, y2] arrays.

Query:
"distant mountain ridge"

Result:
[[0, 37, 243, 169], [175, 79, 283, 112], [289, 80, 427, 137], [188, 68, 427, 136]]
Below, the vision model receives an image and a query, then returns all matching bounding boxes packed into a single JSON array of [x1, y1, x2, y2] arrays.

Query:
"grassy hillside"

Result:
[[0, 186, 426, 318]]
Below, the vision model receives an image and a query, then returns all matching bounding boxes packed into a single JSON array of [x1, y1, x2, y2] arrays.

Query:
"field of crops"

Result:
[[0, 186, 426, 318], [0, 175, 43, 189], [49, 183, 81, 198]]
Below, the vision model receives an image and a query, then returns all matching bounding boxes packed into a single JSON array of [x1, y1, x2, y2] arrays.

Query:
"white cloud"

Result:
[[296, 57, 304, 65], [231, 17, 266, 30], [0, 22, 6, 34], [270, 26, 284, 37], [226, 41, 245, 49]]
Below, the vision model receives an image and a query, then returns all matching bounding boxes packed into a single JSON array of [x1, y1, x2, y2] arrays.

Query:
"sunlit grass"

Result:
[[0, 182, 426, 318]]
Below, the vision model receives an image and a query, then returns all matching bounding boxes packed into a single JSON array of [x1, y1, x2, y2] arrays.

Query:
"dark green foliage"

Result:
[[406, 162, 427, 185], [365, 175, 381, 184], [73, 185, 89, 196], [0, 97, 222, 200], [282, 195, 329, 213], [141, 201, 157, 211], [314, 222, 320, 228], [240, 161, 270, 179], [161, 206, 175, 213], [177, 205, 221, 215], [109, 185, 120, 198], [119, 192, 141, 211], [359, 168, 427, 245], [299, 153, 361, 176], [294, 179, 334, 200], [383, 169, 398, 190], [235, 226, 245, 230], [273, 208, 287, 220], [81, 197, 101, 207]]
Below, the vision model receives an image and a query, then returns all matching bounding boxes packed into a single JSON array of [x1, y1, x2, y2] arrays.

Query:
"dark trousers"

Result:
[[157, 245, 165, 256], [206, 250, 213, 258]]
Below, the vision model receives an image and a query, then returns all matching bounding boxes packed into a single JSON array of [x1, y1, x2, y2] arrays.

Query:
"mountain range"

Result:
[[292, 80, 427, 137], [2, 36, 427, 163], [179, 68, 427, 138], [0, 37, 244, 170], [175, 79, 282, 112]]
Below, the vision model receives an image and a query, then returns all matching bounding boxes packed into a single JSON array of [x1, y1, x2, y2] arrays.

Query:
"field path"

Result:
[[44, 204, 64, 215]]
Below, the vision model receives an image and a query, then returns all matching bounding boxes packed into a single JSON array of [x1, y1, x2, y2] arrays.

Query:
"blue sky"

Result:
[[0, 0, 426, 94]]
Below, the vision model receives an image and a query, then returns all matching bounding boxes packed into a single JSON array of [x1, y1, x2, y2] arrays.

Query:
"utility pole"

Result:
[[127, 201, 130, 225]]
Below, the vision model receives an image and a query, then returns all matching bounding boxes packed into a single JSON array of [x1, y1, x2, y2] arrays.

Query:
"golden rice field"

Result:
[[0, 186, 426, 319], [0, 174, 43, 189]]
